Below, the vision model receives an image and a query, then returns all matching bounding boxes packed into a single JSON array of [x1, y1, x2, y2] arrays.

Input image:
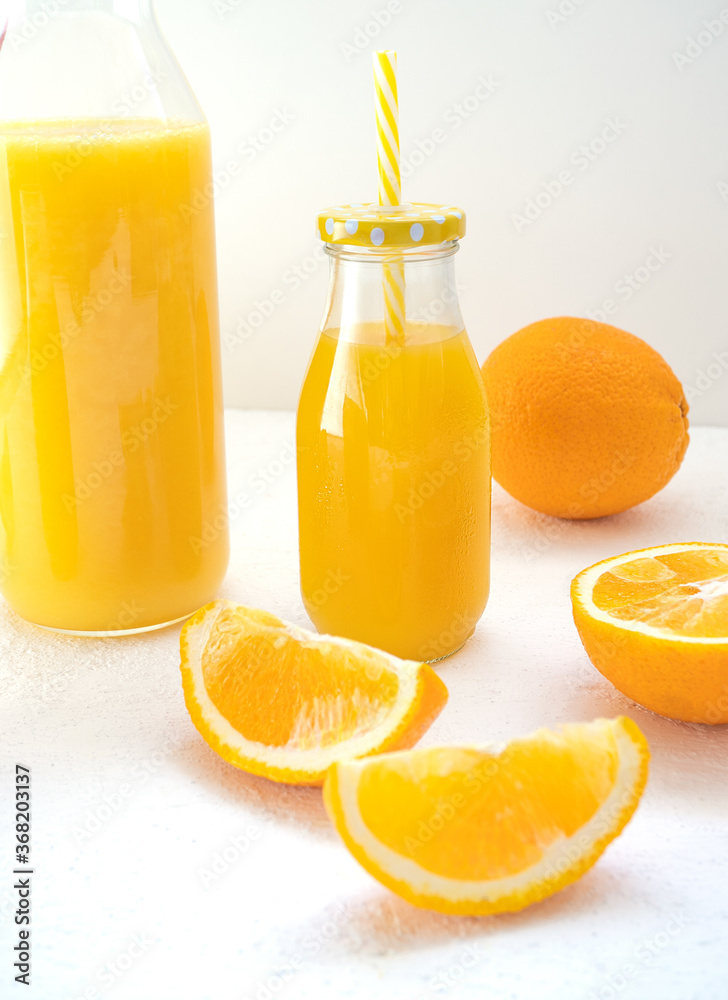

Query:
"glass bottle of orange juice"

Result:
[[297, 205, 490, 661], [0, 1, 228, 633]]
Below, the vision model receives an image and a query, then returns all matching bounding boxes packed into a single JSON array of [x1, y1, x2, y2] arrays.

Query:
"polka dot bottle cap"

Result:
[[316, 202, 465, 248]]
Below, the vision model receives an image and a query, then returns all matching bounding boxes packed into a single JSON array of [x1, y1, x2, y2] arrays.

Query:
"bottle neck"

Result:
[[321, 242, 465, 343], [0, 0, 201, 123], [16, 0, 153, 17]]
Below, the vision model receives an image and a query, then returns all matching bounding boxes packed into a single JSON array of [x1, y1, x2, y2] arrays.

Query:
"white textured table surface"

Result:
[[1, 411, 727, 1000]]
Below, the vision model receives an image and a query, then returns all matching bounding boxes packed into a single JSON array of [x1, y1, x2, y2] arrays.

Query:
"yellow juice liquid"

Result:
[[0, 118, 229, 632], [297, 323, 491, 661]]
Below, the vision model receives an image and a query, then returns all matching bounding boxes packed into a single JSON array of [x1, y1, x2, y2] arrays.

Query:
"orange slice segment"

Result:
[[324, 717, 649, 915], [180, 601, 448, 785], [572, 542, 728, 722]]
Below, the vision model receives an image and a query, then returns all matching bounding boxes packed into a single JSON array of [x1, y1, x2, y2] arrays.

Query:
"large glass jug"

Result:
[[0, 1, 229, 634]]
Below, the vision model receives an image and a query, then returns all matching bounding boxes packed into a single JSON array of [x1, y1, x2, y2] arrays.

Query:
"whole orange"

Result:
[[481, 317, 689, 518]]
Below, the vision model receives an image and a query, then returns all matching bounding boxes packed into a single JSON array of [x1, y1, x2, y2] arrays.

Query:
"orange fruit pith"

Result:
[[572, 543, 728, 723], [180, 601, 449, 785], [481, 317, 689, 519], [324, 717, 649, 916]]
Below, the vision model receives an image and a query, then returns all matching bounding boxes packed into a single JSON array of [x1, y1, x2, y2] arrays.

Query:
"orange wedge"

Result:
[[572, 542, 728, 723], [179, 601, 448, 786], [324, 717, 649, 915]]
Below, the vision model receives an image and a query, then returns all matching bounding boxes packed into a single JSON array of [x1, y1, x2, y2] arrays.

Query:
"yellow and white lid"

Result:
[[316, 202, 465, 248]]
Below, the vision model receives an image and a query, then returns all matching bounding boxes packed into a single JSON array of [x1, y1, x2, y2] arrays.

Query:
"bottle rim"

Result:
[[324, 240, 460, 263]]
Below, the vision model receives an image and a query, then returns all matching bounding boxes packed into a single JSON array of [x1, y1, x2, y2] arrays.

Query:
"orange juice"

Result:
[[0, 118, 228, 632], [297, 323, 490, 661]]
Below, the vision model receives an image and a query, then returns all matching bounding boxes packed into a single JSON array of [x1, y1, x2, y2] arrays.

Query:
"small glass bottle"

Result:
[[297, 205, 490, 661], [0, 1, 229, 634]]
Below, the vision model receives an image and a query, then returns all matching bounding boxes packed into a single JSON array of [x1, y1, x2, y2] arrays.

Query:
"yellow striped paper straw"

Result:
[[374, 49, 401, 205], [373, 49, 405, 344]]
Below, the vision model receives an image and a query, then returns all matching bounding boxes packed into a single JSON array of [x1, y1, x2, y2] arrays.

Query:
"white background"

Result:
[[155, 0, 728, 423]]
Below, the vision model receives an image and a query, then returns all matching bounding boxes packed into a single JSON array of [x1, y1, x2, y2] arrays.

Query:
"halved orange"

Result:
[[324, 717, 649, 915], [572, 542, 728, 723], [180, 601, 448, 786]]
